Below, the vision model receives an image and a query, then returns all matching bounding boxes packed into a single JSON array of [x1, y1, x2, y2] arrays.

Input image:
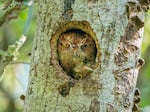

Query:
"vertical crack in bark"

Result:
[[63, 0, 75, 21], [88, 98, 100, 112], [106, 104, 118, 112]]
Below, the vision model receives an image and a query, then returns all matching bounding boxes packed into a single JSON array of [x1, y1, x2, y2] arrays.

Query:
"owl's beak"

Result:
[[83, 66, 93, 72]]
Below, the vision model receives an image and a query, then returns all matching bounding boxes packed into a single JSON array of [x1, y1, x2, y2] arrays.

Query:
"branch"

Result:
[[0, 35, 27, 81], [0, 0, 23, 27]]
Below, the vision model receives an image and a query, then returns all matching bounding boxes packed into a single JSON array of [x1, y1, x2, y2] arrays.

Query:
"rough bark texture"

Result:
[[24, 0, 149, 112]]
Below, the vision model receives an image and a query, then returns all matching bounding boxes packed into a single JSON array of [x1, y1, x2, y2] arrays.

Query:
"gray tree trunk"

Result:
[[24, 0, 149, 112]]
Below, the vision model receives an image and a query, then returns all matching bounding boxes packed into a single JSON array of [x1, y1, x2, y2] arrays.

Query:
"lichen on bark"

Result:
[[24, 0, 148, 112]]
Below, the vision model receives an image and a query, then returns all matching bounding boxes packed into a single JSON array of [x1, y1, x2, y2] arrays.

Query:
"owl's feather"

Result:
[[57, 29, 97, 79]]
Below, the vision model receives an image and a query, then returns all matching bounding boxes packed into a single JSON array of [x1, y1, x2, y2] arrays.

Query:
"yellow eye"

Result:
[[59, 42, 70, 48], [81, 44, 88, 49]]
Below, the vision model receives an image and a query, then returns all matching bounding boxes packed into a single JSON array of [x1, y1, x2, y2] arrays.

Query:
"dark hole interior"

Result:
[[63, 29, 86, 35]]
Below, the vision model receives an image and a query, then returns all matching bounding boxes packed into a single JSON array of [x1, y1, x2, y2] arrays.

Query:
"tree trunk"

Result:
[[24, 0, 149, 112]]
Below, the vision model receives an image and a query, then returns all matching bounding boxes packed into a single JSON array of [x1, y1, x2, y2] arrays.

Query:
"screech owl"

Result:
[[57, 29, 97, 80]]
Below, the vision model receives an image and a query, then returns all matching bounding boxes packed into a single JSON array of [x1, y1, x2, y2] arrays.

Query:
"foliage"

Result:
[[0, 3, 36, 112], [137, 11, 150, 108]]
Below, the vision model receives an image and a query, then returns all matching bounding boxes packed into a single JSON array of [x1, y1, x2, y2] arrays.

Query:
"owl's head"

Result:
[[61, 29, 88, 49]]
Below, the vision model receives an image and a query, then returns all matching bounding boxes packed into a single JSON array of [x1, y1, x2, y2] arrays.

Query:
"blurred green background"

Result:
[[0, 3, 150, 112]]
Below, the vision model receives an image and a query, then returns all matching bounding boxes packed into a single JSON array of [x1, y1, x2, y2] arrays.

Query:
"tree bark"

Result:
[[24, 0, 149, 112]]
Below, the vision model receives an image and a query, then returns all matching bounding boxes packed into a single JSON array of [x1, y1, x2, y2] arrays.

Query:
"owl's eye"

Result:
[[60, 42, 63, 46], [81, 44, 87, 49], [60, 42, 70, 48]]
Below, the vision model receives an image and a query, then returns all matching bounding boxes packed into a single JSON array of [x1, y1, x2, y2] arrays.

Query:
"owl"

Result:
[[57, 29, 97, 80]]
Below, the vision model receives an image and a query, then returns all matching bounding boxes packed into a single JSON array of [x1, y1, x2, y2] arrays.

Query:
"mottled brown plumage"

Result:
[[57, 29, 97, 79]]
